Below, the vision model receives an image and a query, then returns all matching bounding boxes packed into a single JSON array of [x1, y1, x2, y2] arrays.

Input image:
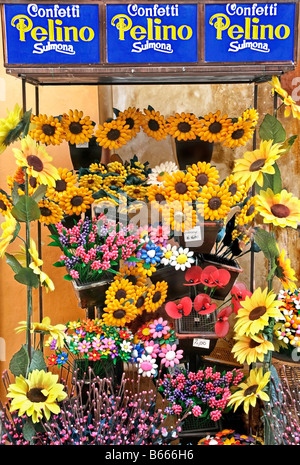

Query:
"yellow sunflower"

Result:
[[13, 135, 60, 188], [223, 118, 255, 148], [0, 191, 13, 216], [0, 212, 17, 258], [79, 173, 103, 192], [269, 76, 300, 120], [59, 186, 94, 216], [46, 168, 78, 203], [162, 200, 197, 233], [275, 247, 297, 290], [222, 174, 246, 206], [102, 299, 138, 327], [107, 161, 128, 178], [235, 196, 258, 226], [15, 317, 67, 349], [123, 184, 148, 201], [61, 109, 94, 145], [231, 333, 274, 365], [95, 118, 132, 150], [256, 188, 300, 228], [232, 139, 284, 190], [89, 162, 108, 174], [38, 199, 64, 225], [197, 184, 231, 221], [166, 112, 200, 141], [30, 113, 65, 146], [116, 106, 143, 138], [7, 369, 67, 423], [197, 110, 231, 143], [187, 162, 220, 189], [0, 103, 23, 154], [147, 184, 168, 205], [227, 367, 270, 414], [102, 174, 126, 190], [234, 287, 281, 337], [163, 171, 199, 202], [242, 108, 259, 126], [118, 264, 148, 287], [133, 285, 148, 314], [141, 108, 167, 141], [144, 281, 168, 313], [105, 278, 136, 305]]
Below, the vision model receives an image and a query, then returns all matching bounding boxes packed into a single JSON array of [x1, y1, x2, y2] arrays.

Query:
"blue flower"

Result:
[[57, 351, 68, 366], [140, 241, 163, 265]]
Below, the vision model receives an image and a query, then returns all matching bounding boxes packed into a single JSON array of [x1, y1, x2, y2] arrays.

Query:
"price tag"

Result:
[[193, 338, 210, 349], [184, 225, 203, 244], [76, 141, 89, 148]]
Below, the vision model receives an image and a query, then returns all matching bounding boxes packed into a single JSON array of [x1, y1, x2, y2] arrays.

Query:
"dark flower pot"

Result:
[[72, 278, 112, 309], [69, 136, 102, 170], [178, 221, 222, 254], [150, 265, 189, 301], [175, 137, 214, 170]]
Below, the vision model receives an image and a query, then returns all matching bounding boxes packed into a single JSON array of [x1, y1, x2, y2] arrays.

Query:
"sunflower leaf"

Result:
[[11, 195, 40, 222], [279, 135, 298, 155], [5, 252, 23, 274], [259, 114, 286, 144], [3, 109, 32, 146], [254, 228, 279, 262], [28, 348, 47, 373], [22, 420, 37, 444], [14, 267, 40, 288], [260, 162, 282, 194], [9, 345, 30, 377], [31, 184, 47, 203]]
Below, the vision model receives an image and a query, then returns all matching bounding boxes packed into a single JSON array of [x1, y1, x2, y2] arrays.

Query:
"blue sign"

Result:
[[4, 3, 100, 64], [205, 3, 295, 62], [106, 3, 198, 63]]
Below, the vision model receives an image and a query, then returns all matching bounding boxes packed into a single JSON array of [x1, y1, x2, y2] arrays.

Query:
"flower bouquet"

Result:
[[273, 288, 300, 360], [198, 429, 264, 445]]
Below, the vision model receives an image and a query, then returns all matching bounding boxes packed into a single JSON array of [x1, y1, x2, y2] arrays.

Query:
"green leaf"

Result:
[[3, 109, 32, 146], [279, 135, 298, 155], [31, 184, 47, 203], [254, 228, 280, 262], [260, 162, 282, 194], [11, 195, 40, 222], [11, 181, 21, 205], [9, 345, 30, 377], [64, 274, 73, 281], [28, 349, 47, 372], [5, 252, 23, 274], [53, 261, 65, 267], [10, 220, 21, 245], [14, 267, 40, 288], [259, 114, 286, 143], [22, 420, 37, 444]]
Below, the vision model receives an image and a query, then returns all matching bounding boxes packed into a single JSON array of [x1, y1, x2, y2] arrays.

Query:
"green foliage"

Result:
[[259, 114, 286, 143], [3, 109, 32, 146], [11, 195, 40, 223], [258, 162, 282, 195], [254, 228, 280, 282], [9, 345, 47, 378], [14, 267, 40, 288]]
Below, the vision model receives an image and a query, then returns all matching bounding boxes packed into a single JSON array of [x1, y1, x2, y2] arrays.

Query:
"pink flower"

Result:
[[149, 317, 170, 339], [91, 260, 102, 270], [172, 404, 183, 415], [159, 344, 183, 368], [210, 409, 222, 422], [70, 269, 79, 279], [192, 405, 202, 417], [77, 341, 91, 353], [144, 340, 160, 358]]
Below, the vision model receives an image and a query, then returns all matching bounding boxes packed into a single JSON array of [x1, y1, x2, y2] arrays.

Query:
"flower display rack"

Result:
[[175, 307, 217, 335], [180, 415, 222, 438]]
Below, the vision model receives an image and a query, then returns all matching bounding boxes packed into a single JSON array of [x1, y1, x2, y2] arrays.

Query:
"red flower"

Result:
[[194, 294, 217, 315], [231, 282, 252, 314], [165, 297, 193, 319], [184, 266, 202, 285], [47, 354, 58, 366], [215, 306, 233, 337], [200, 265, 231, 288]]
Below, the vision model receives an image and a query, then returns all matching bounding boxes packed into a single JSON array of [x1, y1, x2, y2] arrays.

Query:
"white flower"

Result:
[[137, 354, 158, 377], [170, 246, 195, 271], [120, 340, 133, 353], [161, 243, 178, 266], [148, 161, 178, 186]]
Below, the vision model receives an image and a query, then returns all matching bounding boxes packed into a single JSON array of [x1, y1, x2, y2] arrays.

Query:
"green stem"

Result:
[[25, 171, 33, 368]]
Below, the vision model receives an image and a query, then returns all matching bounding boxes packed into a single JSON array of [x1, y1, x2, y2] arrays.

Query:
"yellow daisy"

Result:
[[223, 118, 255, 148], [38, 199, 64, 225], [256, 188, 300, 228], [59, 186, 94, 216], [0, 212, 17, 258], [227, 367, 270, 414], [197, 110, 231, 143], [232, 140, 284, 189], [79, 173, 103, 192], [46, 168, 78, 203], [102, 174, 126, 190], [102, 299, 138, 327], [61, 109, 94, 145], [222, 174, 247, 206], [166, 112, 200, 141], [234, 287, 281, 337], [242, 108, 259, 126], [144, 281, 168, 313], [0, 104, 23, 154], [95, 119, 132, 150], [13, 135, 60, 188], [141, 108, 167, 141], [231, 333, 274, 365], [187, 161, 220, 189], [30, 113, 65, 146], [197, 184, 231, 221], [235, 196, 258, 226], [116, 106, 143, 138], [163, 171, 199, 202], [0, 191, 13, 216], [275, 247, 297, 290]]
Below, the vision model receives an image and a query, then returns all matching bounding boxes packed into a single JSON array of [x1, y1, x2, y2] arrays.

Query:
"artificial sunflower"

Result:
[[227, 367, 270, 414], [95, 118, 132, 150], [233, 287, 281, 337], [275, 248, 297, 290], [30, 113, 65, 146], [133, 285, 148, 314], [269, 76, 300, 120], [141, 108, 167, 141], [107, 161, 128, 178], [59, 186, 94, 216], [144, 281, 168, 313], [78, 173, 104, 192], [116, 106, 143, 138], [222, 174, 246, 207], [13, 135, 60, 188], [102, 174, 126, 190], [102, 299, 138, 327], [162, 200, 197, 233], [163, 170, 199, 202], [242, 107, 259, 126], [256, 188, 300, 229], [231, 333, 274, 365], [46, 167, 78, 203], [147, 184, 168, 205], [197, 184, 231, 221], [93, 196, 119, 210], [123, 184, 148, 201], [235, 196, 258, 226], [197, 110, 231, 143], [105, 278, 136, 305], [7, 369, 67, 423], [15, 317, 67, 349], [0, 212, 17, 258], [0, 103, 23, 154], [61, 109, 94, 145], [147, 161, 178, 186], [223, 118, 255, 148], [187, 161, 220, 189], [232, 139, 283, 189], [118, 264, 148, 287], [0, 191, 13, 216], [38, 199, 64, 225], [166, 112, 200, 141], [89, 162, 108, 174]]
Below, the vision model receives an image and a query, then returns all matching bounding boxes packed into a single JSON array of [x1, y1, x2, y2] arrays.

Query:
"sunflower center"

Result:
[[42, 124, 55, 136], [148, 119, 160, 131], [27, 155, 44, 172], [113, 309, 126, 319], [249, 158, 266, 172], [247, 205, 255, 216], [0, 200, 7, 210], [175, 182, 188, 194], [69, 121, 83, 135], [136, 296, 145, 308], [152, 291, 162, 303], [40, 207, 52, 217], [208, 196, 221, 210], [177, 122, 191, 133], [125, 117, 134, 130], [244, 385, 258, 396], [107, 129, 121, 141], [209, 121, 222, 134], [55, 179, 67, 192], [115, 289, 127, 300], [71, 195, 84, 206], [229, 183, 238, 196], [231, 129, 244, 140], [27, 387, 48, 403], [249, 305, 266, 320], [249, 340, 261, 349], [155, 193, 166, 203], [270, 204, 291, 218], [196, 173, 209, 186], [29, 177, 37, 188]]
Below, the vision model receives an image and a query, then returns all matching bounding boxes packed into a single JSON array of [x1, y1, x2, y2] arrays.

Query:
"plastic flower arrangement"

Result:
[[198, 429, 264, 445], [50, 213, 143, 284], [273, 288, 300, 356], [159, 366, 244, 423]]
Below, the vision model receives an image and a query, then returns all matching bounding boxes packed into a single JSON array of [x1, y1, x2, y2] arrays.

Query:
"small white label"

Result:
[[184, 225, 202, 243], [76, 141, 89, 148], [193, 338, 210, 349]]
